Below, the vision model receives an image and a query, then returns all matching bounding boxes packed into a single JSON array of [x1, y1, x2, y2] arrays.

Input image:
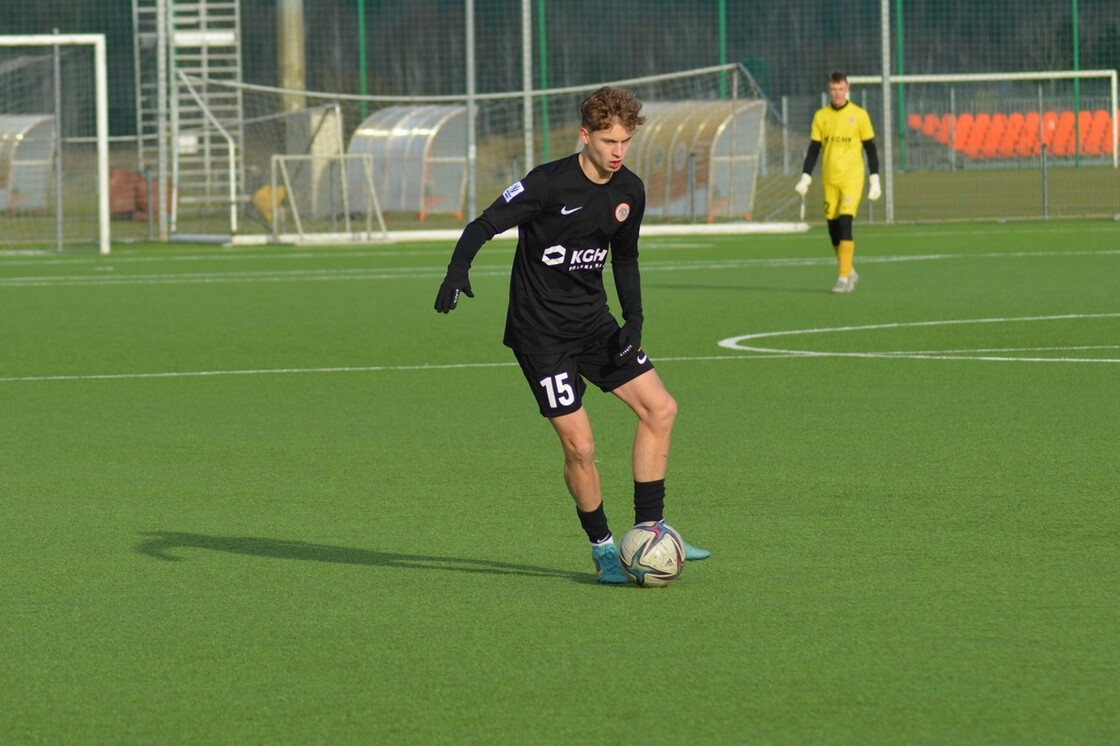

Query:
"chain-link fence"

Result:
[[1, 1, 1117, 244]]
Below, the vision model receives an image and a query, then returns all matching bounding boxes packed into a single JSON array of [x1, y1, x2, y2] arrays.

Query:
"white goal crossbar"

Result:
[[0, 34, 110, 253]]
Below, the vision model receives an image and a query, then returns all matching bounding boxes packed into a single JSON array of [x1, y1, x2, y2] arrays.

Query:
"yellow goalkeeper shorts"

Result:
[[822, 181, 863, 221]]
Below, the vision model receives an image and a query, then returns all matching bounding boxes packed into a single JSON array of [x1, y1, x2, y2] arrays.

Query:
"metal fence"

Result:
[[1, 0, 1117, 238]]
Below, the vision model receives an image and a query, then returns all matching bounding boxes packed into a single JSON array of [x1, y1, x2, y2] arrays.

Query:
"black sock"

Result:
[[576, 502, 612, 544], [633, 479, 665, 524]]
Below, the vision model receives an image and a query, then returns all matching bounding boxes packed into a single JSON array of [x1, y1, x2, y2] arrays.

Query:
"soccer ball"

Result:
[[619, 521, 685, 587]]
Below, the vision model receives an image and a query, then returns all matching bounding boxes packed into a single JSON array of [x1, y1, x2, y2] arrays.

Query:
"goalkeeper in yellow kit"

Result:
[[795, 71, 881, 293]]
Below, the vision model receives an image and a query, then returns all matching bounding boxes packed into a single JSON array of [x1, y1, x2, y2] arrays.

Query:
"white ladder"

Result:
[[133, 0, 245, 215]]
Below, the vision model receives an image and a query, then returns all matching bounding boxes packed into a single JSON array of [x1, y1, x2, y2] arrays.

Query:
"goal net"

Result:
[[172, 63, 812, 243], [268, 153, 388, 243], [849, 70, 1119, 222], [0, 35, 109, 253]]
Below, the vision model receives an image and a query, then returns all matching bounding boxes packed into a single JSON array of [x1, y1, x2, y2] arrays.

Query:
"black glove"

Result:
[[434, 263, 474, 313], [613, 316, 643, 366]]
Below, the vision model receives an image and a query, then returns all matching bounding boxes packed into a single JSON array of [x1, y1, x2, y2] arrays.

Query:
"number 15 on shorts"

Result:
[[540, 372, 575, 409]]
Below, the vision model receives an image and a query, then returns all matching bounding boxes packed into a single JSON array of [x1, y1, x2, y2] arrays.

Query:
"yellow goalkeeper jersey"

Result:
[[810, 101, 875, 185]]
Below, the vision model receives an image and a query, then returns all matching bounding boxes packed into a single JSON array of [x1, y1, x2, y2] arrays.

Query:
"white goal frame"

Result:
[[850, 70, 1119, 223], [270, 153, 389, 244], [0, 34, 110, 254], [177, 63, 809, 242]]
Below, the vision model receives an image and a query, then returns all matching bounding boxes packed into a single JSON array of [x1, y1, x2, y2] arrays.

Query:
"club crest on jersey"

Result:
[[503, 181, 525, 202], [614, 202, 630, 222]]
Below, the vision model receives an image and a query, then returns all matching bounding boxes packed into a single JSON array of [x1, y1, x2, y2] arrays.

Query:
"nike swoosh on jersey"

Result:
[[560, 205, 583, 215]]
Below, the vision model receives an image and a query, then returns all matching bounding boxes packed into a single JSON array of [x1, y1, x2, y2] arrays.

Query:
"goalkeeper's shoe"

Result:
[[832, 269, 859, 293], [591, 542, 628, 584], [680, 536, 712, 561]]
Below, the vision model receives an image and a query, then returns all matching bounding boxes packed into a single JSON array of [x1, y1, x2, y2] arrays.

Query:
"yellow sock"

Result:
[[837, 240, 854, 278]]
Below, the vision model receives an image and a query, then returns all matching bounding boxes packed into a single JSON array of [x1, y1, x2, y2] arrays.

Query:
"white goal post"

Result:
[[0, 34, 110, 254]]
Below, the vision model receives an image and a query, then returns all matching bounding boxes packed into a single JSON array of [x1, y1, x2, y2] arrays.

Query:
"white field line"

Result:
[[2, 248, 1119, 288], [2, 238, 1119, 379], [4, 314, 1119, 383], [0, 362, 518, 384], [4, 219, 1119, 265], [717, 313, 1120, 364]]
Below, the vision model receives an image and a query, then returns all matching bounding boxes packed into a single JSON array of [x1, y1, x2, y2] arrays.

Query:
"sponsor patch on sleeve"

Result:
[[502, 181, 525, 202]]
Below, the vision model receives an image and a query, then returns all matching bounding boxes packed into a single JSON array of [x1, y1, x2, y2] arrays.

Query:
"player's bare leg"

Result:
[[613, 370, 710, 560], [550, 408, 627, 582], [549, 407, 602, 511], [611, 369, 676, 482]]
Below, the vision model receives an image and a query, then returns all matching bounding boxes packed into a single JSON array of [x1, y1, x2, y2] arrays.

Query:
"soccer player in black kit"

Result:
[[434, 86, 709, 583]]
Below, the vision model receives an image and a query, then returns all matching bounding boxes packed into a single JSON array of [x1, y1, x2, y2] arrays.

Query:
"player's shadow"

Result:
[[135, 531, 587, 582]]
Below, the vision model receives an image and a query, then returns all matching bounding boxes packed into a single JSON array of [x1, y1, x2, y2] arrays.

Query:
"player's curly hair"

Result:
[[580, 86, 645, 133]]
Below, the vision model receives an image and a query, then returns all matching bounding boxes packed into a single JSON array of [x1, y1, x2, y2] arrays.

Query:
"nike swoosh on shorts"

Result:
[[560, 205, 583, 215]]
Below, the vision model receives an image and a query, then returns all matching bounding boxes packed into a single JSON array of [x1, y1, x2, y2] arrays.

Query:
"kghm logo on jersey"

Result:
[[614, 202, 630, 222], [541, 245, 566, 266], [569, 247, 607, 270], [540, 244, 607, 271]]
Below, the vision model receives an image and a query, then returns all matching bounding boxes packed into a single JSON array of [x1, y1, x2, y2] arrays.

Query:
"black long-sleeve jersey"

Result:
[[452, 152, 647, 354]]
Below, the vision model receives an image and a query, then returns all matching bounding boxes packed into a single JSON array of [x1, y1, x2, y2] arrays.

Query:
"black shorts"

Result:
[[514, 331, 655, 418]]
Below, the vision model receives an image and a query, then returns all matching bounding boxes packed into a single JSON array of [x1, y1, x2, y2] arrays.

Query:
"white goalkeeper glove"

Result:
[[868, 174, 881, 201], [794, 173, 812, 197]]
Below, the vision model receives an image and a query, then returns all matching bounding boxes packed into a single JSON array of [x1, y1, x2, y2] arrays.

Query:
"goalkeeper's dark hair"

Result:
[[829, 70, 848, 84], [580, 86, 645, 133]]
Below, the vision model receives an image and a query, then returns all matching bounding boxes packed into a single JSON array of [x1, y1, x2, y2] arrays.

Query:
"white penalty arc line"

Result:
[[718, 313, 1120, 363]]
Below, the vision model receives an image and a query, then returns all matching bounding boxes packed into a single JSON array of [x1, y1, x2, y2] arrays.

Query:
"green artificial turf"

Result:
[[1, 221, 1118, 743]]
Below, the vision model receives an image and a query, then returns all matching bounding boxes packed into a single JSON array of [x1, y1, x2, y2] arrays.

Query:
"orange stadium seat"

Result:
[[952, 112, 974, 150], [1104, 111, 1119, 153], [1081, 110, 1108, 155], [962, 113, 989, 157], [922, 113, 940, 138], [1092, 108, 1110, 131], [997, 112, 1024, 158], [978, 112, 1006, 157], [937, 113, 955, 144], [1099, 111, 1119, 154], [1015, 112, 1040, 156], [1007, 112, 1025, 129], [1079, 110, 1094, 134], [1041, 111, 1059, 149], [1051, 111, 1076, 155]]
